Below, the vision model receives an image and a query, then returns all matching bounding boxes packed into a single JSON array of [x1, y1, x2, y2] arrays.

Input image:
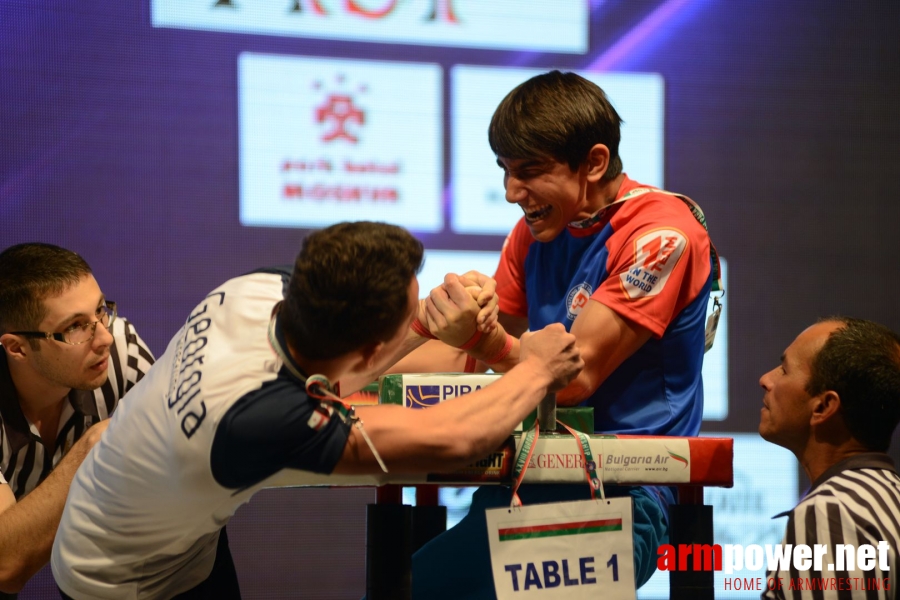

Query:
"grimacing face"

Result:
[[28, 274, 114, 392], [757, 321, 844, 451], [498, 156, 592, 243]]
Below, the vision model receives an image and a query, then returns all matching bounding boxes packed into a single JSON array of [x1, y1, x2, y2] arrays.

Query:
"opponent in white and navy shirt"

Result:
[[53, 268, 351, 599]]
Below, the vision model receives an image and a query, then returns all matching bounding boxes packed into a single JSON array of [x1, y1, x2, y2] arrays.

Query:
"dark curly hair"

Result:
[[0, 243, 93, 334], [281, 222, 424, 361], [806, 317, 900, 451], [489, 70, 623, 179]]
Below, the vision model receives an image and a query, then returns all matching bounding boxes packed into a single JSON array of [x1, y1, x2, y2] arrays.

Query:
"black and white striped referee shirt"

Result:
[[0, 317, 154, 499], [763, 453, 900, 600]]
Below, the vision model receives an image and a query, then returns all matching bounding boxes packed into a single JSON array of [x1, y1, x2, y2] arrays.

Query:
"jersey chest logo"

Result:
[[565, 282, 593, 320], [620, 228, 687, 299]]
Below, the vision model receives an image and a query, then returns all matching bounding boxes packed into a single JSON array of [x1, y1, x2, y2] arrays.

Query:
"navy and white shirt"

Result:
[[53, 269, 351, 600], [0, 317, 154, 499]]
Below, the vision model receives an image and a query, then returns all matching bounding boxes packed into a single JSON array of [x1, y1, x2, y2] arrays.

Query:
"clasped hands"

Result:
[[417, 271, 500, 348]]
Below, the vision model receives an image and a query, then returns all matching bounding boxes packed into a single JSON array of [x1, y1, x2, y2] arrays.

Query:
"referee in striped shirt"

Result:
[[0, 243, 154, 594], [760, 317, 900, 600]]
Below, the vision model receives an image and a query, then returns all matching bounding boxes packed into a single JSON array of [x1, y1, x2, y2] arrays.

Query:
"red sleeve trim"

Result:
[[592, 194, 711, 338], [495, 218, 533, 319]]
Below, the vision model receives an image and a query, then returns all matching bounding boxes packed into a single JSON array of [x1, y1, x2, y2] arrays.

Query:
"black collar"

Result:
[[772, 453, 897, 519], [809, 452, 897, 492]]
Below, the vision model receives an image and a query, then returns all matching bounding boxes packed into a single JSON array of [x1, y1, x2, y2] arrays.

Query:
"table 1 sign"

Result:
[[486, 497, 637, 599]]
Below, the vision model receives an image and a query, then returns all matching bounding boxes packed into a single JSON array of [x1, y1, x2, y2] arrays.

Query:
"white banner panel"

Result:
[[239, 53, 442, 231], [153, 1, 587, 53], [451, 66, 664, 235]]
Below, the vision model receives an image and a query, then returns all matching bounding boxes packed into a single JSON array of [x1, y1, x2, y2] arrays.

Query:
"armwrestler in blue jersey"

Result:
[[399, 70, 719, 598]]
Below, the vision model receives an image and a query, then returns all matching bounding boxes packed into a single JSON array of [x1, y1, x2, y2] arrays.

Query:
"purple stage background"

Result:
[[3, 1, 900, 597]]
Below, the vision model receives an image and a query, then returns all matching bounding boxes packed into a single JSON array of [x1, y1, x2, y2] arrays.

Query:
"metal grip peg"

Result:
[[538, 393, 557, 432]]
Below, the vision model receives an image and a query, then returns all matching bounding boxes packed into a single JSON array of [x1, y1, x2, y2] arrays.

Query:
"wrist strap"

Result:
[[484, 333, 514, 365], [411, 317, 437, 340], [457, 329, 483, 350]]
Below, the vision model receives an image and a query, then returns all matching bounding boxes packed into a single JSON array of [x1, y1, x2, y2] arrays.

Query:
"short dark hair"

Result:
[[0, 243, 93, 334], [806, 317, 900, 451], [488, 70, 623, 179], [280, 222, 424, 361]]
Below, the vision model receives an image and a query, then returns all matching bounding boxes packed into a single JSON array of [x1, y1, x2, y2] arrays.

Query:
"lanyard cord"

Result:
[[510, 420, 605, 507], [267, 315, 388, 473], [619, 187, 725, 296], [559, 422, 604, 501], [510, 423, 539, 508]]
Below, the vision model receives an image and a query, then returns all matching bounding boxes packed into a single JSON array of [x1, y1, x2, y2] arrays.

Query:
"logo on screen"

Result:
[[213, 1, 459, 23], [314, 76, 366, 144], [406, 385, 441, 408], [315, 93, 364, 143], [158, 0, 587, 53]]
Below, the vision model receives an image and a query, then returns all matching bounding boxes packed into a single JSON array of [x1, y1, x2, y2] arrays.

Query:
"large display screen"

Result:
[[3, 1, 899, 597]]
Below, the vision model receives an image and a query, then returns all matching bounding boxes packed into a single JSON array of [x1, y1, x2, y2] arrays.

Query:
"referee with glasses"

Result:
[[0, 243, 154, 594], [759, 317, 900, 599]]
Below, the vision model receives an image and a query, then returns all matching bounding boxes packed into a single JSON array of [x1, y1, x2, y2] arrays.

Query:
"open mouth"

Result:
[[524, 204, 552, 224]]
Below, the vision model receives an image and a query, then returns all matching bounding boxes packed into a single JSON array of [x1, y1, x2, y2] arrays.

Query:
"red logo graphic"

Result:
[[570, 291, 589, 312], [641, 234, 681, 272], [346, 0, 397, 19], [278, 0, 459, 23], [315, 93, 365, 143], [565, 282, 593, 320]]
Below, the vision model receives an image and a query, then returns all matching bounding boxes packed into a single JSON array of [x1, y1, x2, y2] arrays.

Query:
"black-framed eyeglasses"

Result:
[[11, 301, 117, 345]]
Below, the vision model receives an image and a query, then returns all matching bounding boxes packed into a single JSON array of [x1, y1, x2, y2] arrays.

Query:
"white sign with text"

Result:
[[153, 0, 587, 53], [239, 53, 442, 231], [487, 498, 636, 599]]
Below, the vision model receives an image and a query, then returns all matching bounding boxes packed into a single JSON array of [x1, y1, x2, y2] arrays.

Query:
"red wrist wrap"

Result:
[[411, 318, 437, 340], [483, 334, 514, 365], [457, 329, 483, 350]]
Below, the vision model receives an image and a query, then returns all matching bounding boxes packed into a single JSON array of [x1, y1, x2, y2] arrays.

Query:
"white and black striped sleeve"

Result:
[[763, 485, 896, 600], [119, 317, 154, 393], [93, 317, 155, 416]]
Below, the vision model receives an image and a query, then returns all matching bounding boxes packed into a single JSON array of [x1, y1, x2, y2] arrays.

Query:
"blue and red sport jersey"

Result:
[[495, 175, 713, 436]]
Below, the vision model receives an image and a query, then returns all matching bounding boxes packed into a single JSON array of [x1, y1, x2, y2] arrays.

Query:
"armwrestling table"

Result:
[[268, 388, 733, 600]]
